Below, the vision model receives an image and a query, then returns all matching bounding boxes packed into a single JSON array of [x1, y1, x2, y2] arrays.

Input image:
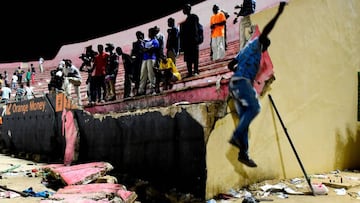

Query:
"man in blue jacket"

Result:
[[227, 1, 287, 167]]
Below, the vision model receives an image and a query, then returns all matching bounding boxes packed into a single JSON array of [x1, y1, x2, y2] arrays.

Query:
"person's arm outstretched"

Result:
[[259, 1, 287, 49]]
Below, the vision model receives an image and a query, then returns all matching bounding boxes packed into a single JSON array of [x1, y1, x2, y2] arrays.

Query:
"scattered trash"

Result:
[[22, 187, 53, 198], [209, 170, 360, 202], [310, 174, 328, 179], [311, 183, 329, 195], [207, 199, 216, 203], [0, 164, 21, 175], [0, 190, 21, 199], [242, 196, 259, 203], [334, 188, 347, 195], [276, 192, 288, 199], [228, 188, 242, 198], [290, 177, 303, 184], [283, 187, 304, 195], [331, 169, 341, 174]]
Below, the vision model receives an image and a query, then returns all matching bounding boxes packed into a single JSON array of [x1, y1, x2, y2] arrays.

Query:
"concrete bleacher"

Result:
[[87, 39, 238, 107], [111, 39, 238, 98]]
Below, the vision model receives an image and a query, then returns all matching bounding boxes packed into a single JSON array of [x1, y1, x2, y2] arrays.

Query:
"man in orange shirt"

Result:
[[210, 4, 227, 61]]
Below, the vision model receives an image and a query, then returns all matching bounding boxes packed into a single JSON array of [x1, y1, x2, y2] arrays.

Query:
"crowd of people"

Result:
[[0, 2, 258, 109], [0, 1, 288, 168], [0, 3, 232, 107], [46, 3, 211, 106], [0, 66, 35, 104], [0, 2, 250, 108], [0, 2, 237, 108]]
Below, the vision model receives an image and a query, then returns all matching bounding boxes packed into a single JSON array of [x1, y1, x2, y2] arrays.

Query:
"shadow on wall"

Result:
[[334, 127, 360, 170]]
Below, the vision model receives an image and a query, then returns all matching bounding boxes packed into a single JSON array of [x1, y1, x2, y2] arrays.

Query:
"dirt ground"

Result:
[[0, 154, 54, 203], [0, 153, 360, 203]]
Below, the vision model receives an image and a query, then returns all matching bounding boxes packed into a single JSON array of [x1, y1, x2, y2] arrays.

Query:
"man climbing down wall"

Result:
[[227, 1, 287, 167]]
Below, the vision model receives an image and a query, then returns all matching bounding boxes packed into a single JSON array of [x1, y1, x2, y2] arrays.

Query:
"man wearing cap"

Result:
[[79, 45, 97, 72], [63, 59, 83, 106]]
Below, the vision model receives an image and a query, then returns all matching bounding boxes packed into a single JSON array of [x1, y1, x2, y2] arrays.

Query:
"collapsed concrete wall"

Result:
[[74, 102, 228, 198], [0, 92, 229, 200]]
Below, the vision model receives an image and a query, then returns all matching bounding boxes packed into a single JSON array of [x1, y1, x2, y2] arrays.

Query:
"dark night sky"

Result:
[[0, 0, 204, 63]]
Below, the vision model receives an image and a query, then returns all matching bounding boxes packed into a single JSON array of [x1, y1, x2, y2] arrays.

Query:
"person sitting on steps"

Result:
[[157, 55, 181, 91]]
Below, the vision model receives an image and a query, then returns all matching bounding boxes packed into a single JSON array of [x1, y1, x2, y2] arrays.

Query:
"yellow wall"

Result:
[[206, 0, 360, 199]]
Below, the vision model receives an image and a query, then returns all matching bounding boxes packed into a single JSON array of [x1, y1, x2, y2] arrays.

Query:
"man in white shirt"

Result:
[[11, 73, 18, 90], [24, 83, 34, 100], [39, 57, 44, 73], [1, 83, 12, 103], [62, 59, 82, 106]]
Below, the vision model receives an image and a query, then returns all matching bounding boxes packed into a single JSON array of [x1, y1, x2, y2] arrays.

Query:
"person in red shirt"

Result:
[[91, 44, 109, 104]]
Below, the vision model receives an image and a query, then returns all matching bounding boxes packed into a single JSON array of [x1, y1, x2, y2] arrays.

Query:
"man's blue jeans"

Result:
[[229, 77, 260, 157]]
